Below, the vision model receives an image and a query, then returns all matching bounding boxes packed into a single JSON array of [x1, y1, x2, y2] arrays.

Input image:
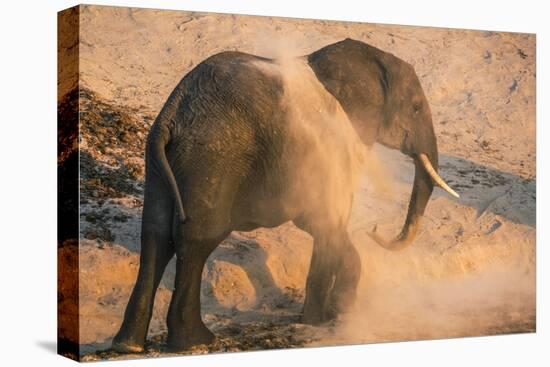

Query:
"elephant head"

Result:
[[308, 38, 458, 250]]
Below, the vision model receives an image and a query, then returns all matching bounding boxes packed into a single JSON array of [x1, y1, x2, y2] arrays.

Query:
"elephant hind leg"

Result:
[[166, 217, 229, 351], [112, 233, 174, 353], [112, 175, 175, 353], [166, 242, 216, 351]]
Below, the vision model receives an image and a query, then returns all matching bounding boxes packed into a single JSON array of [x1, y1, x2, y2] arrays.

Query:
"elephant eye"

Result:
[[413, 104, 421, 114]]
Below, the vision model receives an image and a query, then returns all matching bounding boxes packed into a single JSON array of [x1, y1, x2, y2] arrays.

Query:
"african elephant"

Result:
[[112, 38, 458, 353]]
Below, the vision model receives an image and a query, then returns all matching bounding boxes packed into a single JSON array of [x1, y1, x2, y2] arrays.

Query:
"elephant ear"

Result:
[[307, 39, 395, 145], [373, 51, 414, 116], [374, 57, 391, 100]]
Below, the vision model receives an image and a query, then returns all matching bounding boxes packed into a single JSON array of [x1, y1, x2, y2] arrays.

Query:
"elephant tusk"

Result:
[[418, 153, 460, 198]]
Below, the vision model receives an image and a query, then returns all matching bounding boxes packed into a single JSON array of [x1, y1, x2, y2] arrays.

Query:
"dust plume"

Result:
[[251, 33, 394, 226], [327, 240, 536, 344], [332, 153, 536, 344]]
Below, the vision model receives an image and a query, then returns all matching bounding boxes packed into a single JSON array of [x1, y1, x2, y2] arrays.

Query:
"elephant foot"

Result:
[[301, 304, 338, 325], [111, 339, 145, 354], [166, 324, 216, 352], [302, 313, 337, 325]]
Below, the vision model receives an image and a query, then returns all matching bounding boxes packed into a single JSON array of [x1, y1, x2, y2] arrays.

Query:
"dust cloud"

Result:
[[251, 33, 393, 226], [334, 229, 536, 344], [335, 146, 536, 343]]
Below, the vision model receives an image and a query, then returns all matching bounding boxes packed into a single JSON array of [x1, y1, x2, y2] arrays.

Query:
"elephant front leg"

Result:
[[302, 231, 361, 325], [302, 237, 338, 324], [329, 232, 361, 315]]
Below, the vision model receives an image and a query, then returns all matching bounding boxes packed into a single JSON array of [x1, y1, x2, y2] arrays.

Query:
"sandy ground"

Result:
[[58, 5, 535, 361]]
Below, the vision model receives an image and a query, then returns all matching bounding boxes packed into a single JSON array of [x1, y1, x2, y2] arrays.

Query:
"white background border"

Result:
[[0, 0, 546, 365]]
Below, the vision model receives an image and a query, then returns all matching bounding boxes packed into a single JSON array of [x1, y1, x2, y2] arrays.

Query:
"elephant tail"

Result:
[[146, 122, 186, 223]]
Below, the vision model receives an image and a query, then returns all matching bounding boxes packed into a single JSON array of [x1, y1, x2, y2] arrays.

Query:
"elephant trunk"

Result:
[[368, 155, 433, 250], [369, 128, 458, 251]]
